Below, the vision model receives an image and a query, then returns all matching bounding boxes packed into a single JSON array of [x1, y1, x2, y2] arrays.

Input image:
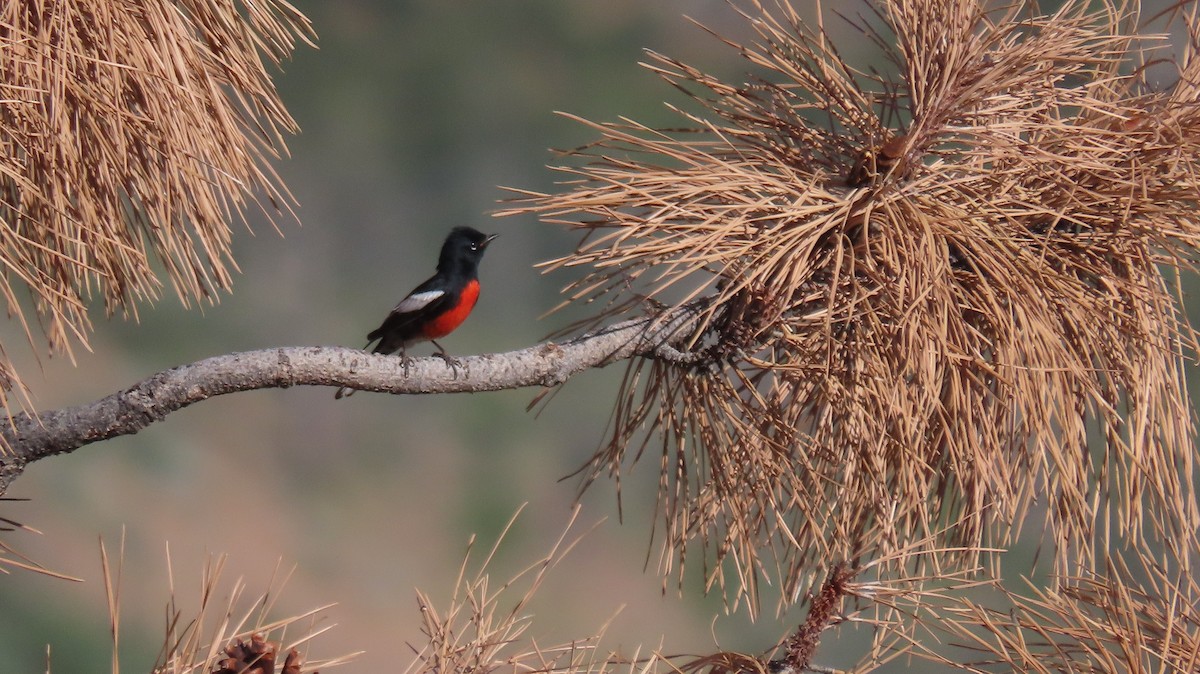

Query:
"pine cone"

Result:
[[212, 633, 315, 674]]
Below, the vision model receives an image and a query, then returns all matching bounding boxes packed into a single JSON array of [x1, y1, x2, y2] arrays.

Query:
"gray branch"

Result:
[[0, 304, 710, 494]]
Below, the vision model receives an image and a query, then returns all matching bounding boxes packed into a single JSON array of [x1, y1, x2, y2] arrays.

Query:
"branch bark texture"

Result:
[[0, 306, 705, 494]]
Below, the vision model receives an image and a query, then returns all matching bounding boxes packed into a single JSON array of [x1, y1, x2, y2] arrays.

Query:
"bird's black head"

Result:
[[437, 226, 497, 276]]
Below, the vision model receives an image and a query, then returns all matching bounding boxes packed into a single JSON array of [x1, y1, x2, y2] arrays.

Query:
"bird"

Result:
[[335, 226, 498, 399]]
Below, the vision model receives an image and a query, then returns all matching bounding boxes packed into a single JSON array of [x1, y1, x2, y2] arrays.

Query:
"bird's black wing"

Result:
[[365, 274, 452, 354]]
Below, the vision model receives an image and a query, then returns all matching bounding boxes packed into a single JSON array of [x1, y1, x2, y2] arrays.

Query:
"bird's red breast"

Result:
[[421, 278, 480, 339]]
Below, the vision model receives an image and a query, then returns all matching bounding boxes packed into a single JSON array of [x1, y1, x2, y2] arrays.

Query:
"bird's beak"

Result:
[[482, 233, 499, 248]]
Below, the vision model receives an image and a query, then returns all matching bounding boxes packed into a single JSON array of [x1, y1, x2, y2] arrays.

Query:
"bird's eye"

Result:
[[470, 243, 478, 251]]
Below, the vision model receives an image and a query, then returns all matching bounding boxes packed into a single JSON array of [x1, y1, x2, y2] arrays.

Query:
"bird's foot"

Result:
[[432, 351, 465, 379], [428, 340, 464, 379]]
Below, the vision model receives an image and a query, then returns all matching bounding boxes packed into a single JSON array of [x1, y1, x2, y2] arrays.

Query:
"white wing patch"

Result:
[[394, 289, 444, 314]]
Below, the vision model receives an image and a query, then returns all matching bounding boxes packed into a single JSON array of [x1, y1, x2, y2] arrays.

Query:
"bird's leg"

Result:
[[429, 339, 464, 378], [400, 345, 414, 376]]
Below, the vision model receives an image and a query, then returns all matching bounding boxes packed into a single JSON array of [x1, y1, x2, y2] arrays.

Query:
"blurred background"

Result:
[[0, 1, 1187, 672]]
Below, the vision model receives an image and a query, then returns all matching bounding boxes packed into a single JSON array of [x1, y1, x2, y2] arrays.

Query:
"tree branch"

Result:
[[0, 304, 709, 494]]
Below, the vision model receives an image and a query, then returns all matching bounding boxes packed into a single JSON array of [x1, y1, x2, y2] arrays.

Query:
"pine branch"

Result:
[[0, 303, 708, 495]]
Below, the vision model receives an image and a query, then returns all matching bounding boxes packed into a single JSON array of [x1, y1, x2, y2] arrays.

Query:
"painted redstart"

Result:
[[335, 226, 497, 399]]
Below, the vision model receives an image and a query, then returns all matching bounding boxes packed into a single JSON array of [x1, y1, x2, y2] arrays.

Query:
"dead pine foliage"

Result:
[[98, 537, 357, 674], [403, 506, 641, 674], [0, 1, 313, 410], [850, 534, 1200, 673], [502, 0, 1200, 617]]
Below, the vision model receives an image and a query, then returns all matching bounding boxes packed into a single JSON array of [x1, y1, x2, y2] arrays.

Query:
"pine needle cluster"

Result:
[[0, 0, 312, 405], [505, 0, 1200, 622]]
